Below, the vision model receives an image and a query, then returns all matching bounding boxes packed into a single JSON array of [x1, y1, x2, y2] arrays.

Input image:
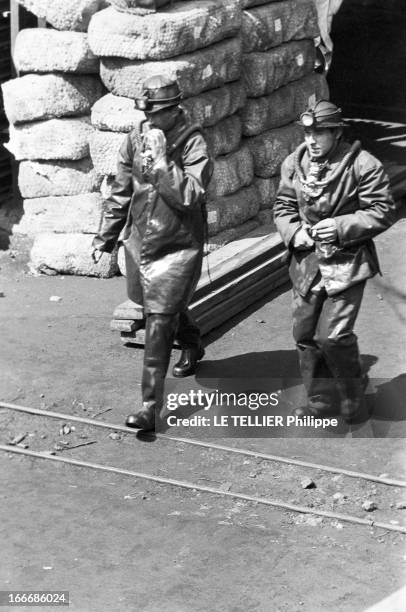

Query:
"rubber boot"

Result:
[[322, 335, 366, 422], [294, 342, 338, 417], [126, 313, 178, 430], [338, 380, 366, 423]]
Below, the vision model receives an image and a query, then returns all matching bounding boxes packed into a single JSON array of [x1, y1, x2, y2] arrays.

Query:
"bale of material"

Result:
[[14, 29, 99, 74], [100, 37, 241, 98], [242, 73, 329, 136], [88, 0, 241, 60], [5, 117, 93, 161], [206, 184, 260, 236], [242, 0, 319, 53], [208, 146, 254, 198], [91, 93, 145, 132], [30, 232, 118, 277], [245, 123, 302, 178], [18, 0, 106, 32], [243, 39, 316, 97], [253, 176, 280, 210], [2, 74, 104, 125], [206, 219, 260, 252], [89, 130, 127, 176], [15, 193, 103, 235], [293, 74, 329, 115], [18, 158, 101, 198], [204, 115, 242, 157], [182, 82, 246, 128]]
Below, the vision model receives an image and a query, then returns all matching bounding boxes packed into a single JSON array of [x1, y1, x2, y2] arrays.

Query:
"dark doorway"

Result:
[[328, 0, 406, 122]]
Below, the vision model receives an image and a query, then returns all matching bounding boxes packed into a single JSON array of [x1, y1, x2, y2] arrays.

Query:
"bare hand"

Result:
[[91, 247, 104, 264], [292, 227, 315, 250], [311, 218, 337, 243]]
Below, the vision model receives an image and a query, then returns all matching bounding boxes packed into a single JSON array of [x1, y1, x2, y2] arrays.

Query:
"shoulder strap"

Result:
[[168, 123, 203, 156], [351, 144, 362, 183]]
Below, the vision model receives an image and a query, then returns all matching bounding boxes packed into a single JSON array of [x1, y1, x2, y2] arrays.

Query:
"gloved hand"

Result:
[[142, 128, 168, 175], [292, 226, 315, 250], [91, 247, 104, 264]]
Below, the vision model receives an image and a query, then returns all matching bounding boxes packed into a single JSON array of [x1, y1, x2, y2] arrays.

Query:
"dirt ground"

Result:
[[0, 213, 406, 611]]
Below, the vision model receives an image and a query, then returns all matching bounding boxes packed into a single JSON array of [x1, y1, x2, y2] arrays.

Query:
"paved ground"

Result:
[[0, 209, 405, 611]]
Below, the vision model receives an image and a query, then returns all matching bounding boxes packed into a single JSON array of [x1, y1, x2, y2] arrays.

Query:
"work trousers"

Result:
[[292, 281, 366, 412], [142, 309, 201, 412]]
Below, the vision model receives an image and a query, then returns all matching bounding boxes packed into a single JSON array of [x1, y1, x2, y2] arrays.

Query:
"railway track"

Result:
[[1, 400, 406, 534]]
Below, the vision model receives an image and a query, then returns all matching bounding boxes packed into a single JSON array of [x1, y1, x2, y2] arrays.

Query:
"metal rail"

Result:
[[1, 400, 406, 488], [1, 444, 405, 534]]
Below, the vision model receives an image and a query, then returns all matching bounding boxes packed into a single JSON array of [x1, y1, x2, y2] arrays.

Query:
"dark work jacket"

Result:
[[273, 140, 396, 296], [93, 115, 213, 313]]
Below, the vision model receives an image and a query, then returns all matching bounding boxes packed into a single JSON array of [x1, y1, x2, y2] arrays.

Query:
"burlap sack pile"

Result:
[[2, 1, 114, 277], [2, 0, 330, 275], [241, 0, 329, 224], [88, 0, 260, 253]]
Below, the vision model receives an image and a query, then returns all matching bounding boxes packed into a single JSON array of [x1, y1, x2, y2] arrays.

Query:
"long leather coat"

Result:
[[274, 140, 396, 296], [93, 114, 213, 314]]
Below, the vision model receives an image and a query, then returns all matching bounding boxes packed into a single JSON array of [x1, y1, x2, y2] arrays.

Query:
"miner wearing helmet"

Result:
[[92, 74, 213, 430], [274, 99, 396, 422]]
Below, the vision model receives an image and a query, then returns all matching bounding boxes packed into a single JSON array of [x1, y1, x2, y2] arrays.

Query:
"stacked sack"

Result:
[[1, 0, 116, 276], [88, 0, 261, 254], [241, 0, 329, 226], [2, 0, 331, 275]]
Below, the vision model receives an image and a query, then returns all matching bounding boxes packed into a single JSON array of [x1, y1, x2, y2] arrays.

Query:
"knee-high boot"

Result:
[[126, 313, 178, 430], [322, 334, 365, 422], [296, 342, 337, 414]]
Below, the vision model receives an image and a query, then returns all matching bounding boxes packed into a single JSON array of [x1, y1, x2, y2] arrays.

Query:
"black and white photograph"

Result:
[[0, 1, 405, 610]]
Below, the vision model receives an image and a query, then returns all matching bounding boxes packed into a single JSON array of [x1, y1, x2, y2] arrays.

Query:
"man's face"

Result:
[[304, 127, 341, 159], [145, 106, 180, 132]]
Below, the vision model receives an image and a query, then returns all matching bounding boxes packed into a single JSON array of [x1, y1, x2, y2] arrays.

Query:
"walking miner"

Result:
[[274, 100, 396, 422], [92, 74, 213, 430]]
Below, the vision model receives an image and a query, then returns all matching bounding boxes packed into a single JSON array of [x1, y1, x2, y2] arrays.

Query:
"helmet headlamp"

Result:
[[136, 95, 150, 111], [301, 111, 315, 127]]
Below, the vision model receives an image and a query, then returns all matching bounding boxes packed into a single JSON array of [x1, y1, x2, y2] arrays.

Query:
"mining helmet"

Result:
[[136, 74, 182, 113], [298, 100, 346, 129]]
